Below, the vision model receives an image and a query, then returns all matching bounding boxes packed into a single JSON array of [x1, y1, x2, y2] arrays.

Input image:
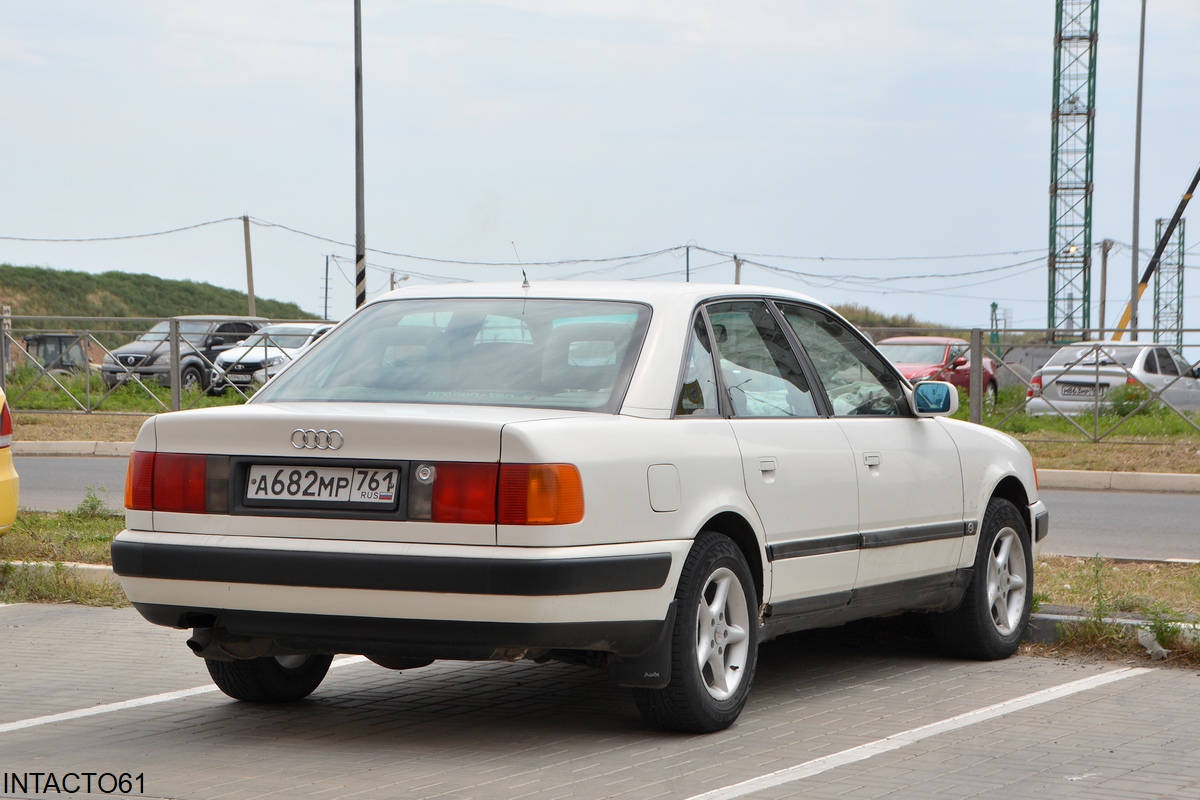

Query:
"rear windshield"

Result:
[[1045, 345, 1141, 369], [139, 320, 211, 346], [875, 344, 950, 364], [253, 298, 650, 411]]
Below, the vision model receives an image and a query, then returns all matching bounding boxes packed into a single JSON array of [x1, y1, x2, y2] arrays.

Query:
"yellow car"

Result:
[[0, 388, 18, 534]]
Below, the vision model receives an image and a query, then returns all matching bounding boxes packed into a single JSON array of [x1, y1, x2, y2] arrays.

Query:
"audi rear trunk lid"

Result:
[[127, 402, 591, 547]]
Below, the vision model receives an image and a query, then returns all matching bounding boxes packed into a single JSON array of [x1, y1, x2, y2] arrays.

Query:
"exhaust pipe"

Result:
[[187, 628, 274, 661]]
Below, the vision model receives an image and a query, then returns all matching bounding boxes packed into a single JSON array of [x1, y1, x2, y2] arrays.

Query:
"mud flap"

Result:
[[606, 602, 676, 689]]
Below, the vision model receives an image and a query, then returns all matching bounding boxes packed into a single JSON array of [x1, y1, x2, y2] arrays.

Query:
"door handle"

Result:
[[863, 452, 882, 467], [758, 457, 778, 472]]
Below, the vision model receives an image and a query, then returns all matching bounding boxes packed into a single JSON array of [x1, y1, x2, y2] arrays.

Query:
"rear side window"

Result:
[[254, 298, 650, 412], [705, 301, 818, 418]]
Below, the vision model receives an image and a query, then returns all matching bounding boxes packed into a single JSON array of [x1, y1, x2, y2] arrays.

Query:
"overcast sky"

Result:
[[2, 1, 1198, 329]]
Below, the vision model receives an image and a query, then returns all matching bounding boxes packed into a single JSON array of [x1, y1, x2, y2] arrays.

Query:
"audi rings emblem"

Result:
[[291, 428, 344, 450]]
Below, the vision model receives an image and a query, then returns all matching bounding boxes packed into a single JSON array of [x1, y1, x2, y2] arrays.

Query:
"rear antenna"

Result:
[[512, 242, 529, 289]]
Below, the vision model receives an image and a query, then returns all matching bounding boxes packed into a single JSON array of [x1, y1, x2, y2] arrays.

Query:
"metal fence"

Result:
[[865, 326, 1200, 442], [0, 315, 314, 414], [3, 316, 1198, 442]]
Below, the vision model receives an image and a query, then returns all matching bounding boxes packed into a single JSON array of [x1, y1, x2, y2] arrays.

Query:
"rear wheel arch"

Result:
[[699, 511, 763, 605]]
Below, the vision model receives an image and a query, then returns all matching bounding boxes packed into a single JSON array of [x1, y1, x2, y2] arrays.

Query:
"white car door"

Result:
[[777, 303, 967, 595], [692, 303, 860, 613], [1151, 347, 1200, 411]]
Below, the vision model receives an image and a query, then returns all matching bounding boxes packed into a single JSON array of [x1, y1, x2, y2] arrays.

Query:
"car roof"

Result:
[[1053, 340, 1154, 350], [257, 322, 332, 331], [373, 280, 833, 315], [876, 336, 966, 345], [169, 315, 269, 322]]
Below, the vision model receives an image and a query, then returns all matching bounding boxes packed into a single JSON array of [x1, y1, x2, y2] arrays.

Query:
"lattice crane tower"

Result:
[[1048, 0, 1099, 335], [1152, 217, 1185, 348]]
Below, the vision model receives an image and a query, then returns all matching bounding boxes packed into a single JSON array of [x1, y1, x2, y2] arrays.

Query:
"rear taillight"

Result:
[[0, 400, 12, 448], [125, 451, 227, 513], [1127, 377, 1139, 385], [408, 462, 584, 525], [499, 464, 584, 525], [1027, 373, 1043, 398]]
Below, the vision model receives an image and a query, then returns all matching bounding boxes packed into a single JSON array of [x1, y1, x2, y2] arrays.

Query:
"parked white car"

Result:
[[1026, 341, 1200, 416], [113, 282, 1048, 732], [209, 322, 334, 394]]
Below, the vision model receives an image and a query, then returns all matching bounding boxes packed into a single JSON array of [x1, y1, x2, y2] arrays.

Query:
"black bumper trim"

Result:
[[112, 540, 672, 596], [768, 521, 968, 562], [132, 603, 666, 658]]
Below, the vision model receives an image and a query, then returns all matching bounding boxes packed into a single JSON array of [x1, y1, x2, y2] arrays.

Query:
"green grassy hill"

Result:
[[0, 264, 317, 321]]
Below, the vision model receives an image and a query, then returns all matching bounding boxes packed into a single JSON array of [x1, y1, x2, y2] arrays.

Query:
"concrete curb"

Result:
[[1038, 468, 1200, 493], [4, 561, 118, 586], [13, 441, 133, 457]]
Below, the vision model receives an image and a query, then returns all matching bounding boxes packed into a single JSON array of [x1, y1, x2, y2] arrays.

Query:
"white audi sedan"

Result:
[[113, 282, 1048, 732]]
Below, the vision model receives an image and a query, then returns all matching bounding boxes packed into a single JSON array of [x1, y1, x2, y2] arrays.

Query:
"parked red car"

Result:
[[875, 336, 998, 407]]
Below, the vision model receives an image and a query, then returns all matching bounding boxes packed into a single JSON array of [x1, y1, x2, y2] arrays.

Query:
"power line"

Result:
[[0, 216, 243, 242]]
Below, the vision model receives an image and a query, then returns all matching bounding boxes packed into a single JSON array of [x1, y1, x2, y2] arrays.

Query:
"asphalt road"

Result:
[[1040, 487, 1200, 562], [14, 455, 128, 513], [11, 456, 1200, 561]]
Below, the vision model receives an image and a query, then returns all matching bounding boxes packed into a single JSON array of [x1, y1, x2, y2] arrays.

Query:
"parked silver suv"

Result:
[[101, 316, 266, 392]]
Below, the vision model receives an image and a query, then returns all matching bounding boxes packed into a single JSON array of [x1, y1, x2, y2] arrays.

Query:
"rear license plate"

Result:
[[1059, 383, 1105, 398], [246, 465, 399, 505]]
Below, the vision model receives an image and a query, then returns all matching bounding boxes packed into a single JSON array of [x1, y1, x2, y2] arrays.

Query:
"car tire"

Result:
[[205, 654, 333, 703], [180, 366, 204, 393], [933, 498, 1032, 660], [632, 531, 759, 733], [983, 381, 999, 412]]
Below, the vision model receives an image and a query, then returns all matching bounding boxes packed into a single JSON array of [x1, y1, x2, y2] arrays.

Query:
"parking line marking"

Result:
[[0, 655, 369, 735], [685, 667, 1151, 800]]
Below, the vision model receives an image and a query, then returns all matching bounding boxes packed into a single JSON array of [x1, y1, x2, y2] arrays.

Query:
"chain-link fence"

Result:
[[3, 316, 1198, 442], [0, 315, 320, 414], [864, 326, 1200, 442]]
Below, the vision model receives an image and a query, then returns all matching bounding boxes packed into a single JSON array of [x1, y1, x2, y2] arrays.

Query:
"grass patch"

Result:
[[0, 491, 128, 606], [1030, 554, 1200, 667], [5, 368, 248, 416], [0, 561, 127, 607], [0, 492, 124, 565], [14, 412, 148, 443]]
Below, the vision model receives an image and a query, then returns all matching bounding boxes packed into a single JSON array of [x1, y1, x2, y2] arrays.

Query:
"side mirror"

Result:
[[209, 336, 226, 347], [951, 356, 967, 369], [913, 381, 959, 416]]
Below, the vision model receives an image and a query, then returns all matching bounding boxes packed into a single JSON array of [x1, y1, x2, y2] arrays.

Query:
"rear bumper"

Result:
[[130, 603, 667, 659], [112, 530, 686, 657]]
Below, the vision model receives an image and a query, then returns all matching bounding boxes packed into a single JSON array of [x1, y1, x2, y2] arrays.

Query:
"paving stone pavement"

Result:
[[1, 604, 1198, 800]]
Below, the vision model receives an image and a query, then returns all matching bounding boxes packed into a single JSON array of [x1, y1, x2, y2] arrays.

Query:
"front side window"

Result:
[[705, 301, 817, 418], [254, 298, 650, 412], [780, 304, 906, 417]]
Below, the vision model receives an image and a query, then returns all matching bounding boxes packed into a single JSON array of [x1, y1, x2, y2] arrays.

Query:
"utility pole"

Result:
[[685, 245, 690, 283], [242, 215, 257, 317], [354, 0, 367, 309], [734, 255, 742, 285], [1130, 0, 1147, 341], [323, 255, 331, 321], [1099, 238, 1114, 339]]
